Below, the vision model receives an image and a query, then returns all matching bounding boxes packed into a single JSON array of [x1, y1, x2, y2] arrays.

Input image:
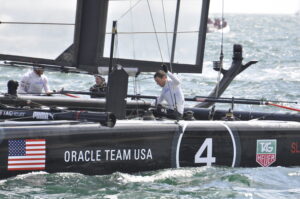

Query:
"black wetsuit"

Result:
[[89, 83, 107, 98]]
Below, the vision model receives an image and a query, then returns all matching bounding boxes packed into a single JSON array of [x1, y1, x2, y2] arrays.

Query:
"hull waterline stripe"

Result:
[[218, 122, 237, 167]]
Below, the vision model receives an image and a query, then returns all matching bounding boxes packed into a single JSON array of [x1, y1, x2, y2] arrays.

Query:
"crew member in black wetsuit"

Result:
[[7, 80, 19, 96], [89, 75, 107, 98]]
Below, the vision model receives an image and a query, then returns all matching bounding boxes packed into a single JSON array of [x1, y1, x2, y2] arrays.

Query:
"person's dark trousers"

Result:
[[152, 106, 182, 120]]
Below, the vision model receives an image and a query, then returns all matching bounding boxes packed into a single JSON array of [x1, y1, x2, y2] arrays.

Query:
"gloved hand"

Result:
[[161, 64, 168, 73], [156, 104, 167, 114]]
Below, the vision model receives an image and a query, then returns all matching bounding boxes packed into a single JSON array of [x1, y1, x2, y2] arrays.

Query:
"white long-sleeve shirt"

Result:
[[157, 72, 185, 114], [17, 71, 50, 94]]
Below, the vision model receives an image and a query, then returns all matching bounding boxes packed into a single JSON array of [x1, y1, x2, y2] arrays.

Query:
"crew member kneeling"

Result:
[[153, 65, 185, 119]]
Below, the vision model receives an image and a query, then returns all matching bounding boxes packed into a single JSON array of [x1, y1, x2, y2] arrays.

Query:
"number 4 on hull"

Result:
[[194, 138, 216, 166]]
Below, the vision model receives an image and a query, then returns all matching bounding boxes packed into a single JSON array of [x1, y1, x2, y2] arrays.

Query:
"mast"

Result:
[[170, 0, 181, 64], [73, 0, 109, 72], [196, 0, 210, 66]]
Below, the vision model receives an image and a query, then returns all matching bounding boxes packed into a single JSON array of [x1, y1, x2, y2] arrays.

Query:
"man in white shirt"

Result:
[[153, 65, 185, 119], [18, 66, 50, 94]]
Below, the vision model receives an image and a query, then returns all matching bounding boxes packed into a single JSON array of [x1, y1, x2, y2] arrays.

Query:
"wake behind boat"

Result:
[[0, 0, 299, 180]]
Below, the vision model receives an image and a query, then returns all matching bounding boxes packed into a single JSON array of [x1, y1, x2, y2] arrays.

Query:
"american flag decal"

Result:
[[8, 139, 46, 171]]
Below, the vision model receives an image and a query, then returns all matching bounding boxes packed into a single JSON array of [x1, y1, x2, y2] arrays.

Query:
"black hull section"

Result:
[[187, 108, 300, 122], [1, 95, 299, 122], [1, 120, 300, 179]]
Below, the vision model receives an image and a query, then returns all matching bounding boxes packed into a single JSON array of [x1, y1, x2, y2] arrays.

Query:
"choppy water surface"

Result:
[[0, 14, 300, 198], [1, 167, 300, 198]]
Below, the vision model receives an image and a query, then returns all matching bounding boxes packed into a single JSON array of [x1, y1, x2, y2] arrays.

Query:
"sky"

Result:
[[0, 0, 299, 60], [0, 0, 299, 15], [210, 0, 300, 14]]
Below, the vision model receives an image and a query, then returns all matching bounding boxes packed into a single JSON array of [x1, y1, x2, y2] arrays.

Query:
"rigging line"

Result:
[[0, 101, 8, 108], [146, 0, 164, 63], [106, 30, 200, 34], [161, 0, 173, 72], [137, 76, 141, 100], [3, 116, 36, 121], [1, 96, 53, 108], [156, 0, 176, 113], [215, 0, 225, 98], [128, 76, 153, 82], [0, 21, 74, 26], [63, 93, 80, 98], [130, 0, 136, 59], [133, 76, 140, 118], [265, 102, 300, 112], [117, 0, 144, 21]]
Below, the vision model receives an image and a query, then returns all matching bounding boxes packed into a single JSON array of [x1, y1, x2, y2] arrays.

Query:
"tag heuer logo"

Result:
[[256, 139, 277, 167]]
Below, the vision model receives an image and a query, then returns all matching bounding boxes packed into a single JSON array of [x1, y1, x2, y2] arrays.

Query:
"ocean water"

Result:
[[0, 14, 300, 198], [1, 167, 300, 199]]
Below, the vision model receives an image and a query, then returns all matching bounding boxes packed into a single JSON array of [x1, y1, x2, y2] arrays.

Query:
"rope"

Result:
[[133, 76, 140, 118], [106, 30, 200, 34], [3, 116, 36, 121], [0, 22, 200, 34], [145, 0, 177, 112], [63, 93, 80, 98], [128, 77, 151, 83], [0, 21, 74, 26], [117, 0, 144, 21], [266, 102, 300, 112], [0, 95, 53, 108], [130, 0, 136, 59], [146, 0, 164, 63]]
